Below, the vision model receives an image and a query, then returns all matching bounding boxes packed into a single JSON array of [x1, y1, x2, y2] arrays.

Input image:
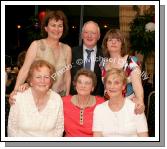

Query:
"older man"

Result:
[[70, 21, 104, 96]]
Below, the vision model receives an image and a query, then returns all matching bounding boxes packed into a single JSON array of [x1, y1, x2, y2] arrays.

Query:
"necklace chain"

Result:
[[77, 95, 90, 109]]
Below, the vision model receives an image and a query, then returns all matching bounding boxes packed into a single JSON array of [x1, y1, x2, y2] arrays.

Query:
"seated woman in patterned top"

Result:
[[8, 60, 64, 137], [100, 29, 145, 114]]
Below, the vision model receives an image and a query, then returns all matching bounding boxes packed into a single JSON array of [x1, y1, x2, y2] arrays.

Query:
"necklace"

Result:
[[76, 95, 90, 109], [76, 95, 91, 125]]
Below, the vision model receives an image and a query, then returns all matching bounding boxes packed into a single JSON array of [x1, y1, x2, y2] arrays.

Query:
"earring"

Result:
[[104, 90, 110, 100], [122, 88, 126, 97]]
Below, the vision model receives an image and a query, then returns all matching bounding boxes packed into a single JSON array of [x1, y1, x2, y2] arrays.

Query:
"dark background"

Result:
[[5, 5, 119, 66]]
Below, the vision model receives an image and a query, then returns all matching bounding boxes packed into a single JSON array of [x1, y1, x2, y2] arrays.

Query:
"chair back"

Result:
[[147, 91, 155, 119], [146, 91, 155, 136]]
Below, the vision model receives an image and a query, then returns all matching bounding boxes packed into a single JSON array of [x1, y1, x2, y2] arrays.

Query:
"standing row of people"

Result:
[[7, 10, 148, 137]]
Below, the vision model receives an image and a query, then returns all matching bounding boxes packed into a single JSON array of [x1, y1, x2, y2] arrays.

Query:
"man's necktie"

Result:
[[85, 49, 94, 70]]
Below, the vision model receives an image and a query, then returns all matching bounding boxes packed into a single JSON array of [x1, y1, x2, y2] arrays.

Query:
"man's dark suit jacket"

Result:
[[70, 46, 104, 97]]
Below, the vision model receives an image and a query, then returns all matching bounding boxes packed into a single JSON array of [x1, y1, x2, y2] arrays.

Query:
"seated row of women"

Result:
[[8, 60, 148, 137]]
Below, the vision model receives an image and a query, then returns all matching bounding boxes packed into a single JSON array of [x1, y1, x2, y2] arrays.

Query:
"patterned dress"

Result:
[[100, 55, 141, 97], [35, 39, 70, 96]]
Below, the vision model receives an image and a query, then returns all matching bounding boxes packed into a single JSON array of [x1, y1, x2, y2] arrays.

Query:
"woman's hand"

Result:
[[8, 90, 17, 105], [134, 102, 145, 114], [133, 97, 145, 114], [8, 83, 30, 105], [17, 83, 29, 92]]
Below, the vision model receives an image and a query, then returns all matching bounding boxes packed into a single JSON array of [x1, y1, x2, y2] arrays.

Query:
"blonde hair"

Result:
[[104, 68, 127, 86]]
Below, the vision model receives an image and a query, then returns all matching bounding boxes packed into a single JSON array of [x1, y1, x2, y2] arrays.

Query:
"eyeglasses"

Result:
[[77, 80, 92, 86], [107, 38, 121, 42]]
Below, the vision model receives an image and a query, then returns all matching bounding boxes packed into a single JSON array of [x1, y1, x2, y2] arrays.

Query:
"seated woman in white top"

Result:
[[93, 68, 148, 137], [8, 60, 64, 137]]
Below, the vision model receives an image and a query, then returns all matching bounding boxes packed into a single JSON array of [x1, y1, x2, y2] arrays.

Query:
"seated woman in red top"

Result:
[[63, 68, 104, 137]]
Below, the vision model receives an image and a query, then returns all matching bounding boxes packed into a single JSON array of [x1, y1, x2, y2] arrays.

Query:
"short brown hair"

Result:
[[27, 60, 55, 88], [41, 10, 68, 38], [102, 29, 127, 58], [73, 68, 97, 88], [103, 68, 127, 86]]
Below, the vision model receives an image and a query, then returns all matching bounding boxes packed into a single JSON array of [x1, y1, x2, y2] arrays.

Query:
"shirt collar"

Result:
[[83, 44, 97, 52]]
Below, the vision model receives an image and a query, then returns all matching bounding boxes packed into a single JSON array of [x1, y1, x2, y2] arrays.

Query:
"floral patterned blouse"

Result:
[[100, 55, 141, 97]]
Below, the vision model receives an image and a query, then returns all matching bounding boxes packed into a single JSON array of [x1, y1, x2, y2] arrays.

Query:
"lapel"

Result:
[[74, 46, 84, 69], [94, 46, 102, 71], [74, 46, 103, 71], [77, 46, 84, 60]]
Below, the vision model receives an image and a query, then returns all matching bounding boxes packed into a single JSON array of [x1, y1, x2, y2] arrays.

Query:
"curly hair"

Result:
[[27, 60, 55, 88]]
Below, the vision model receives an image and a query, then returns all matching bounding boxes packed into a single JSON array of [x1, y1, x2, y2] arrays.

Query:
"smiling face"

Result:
[[75, 75, 94, 96], [45, 19, 64, 40], [105, 74, 125, 98], [104, 68, 127, 99], [30, 66, 52, 93], [82, 21, 100, 48]]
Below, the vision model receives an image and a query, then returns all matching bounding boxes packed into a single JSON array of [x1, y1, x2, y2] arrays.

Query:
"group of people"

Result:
[[7, 10, 148, 137]]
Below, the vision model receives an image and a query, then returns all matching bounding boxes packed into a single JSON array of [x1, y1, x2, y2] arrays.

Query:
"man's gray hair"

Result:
[[82, 21, 100, 34]]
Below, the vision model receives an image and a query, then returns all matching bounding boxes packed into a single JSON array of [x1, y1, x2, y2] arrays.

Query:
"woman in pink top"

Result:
[[63, 69, 104, 137]]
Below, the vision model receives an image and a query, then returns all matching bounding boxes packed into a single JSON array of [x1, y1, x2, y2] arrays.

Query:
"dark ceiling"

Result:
[[5, 5, 119, 60], [39, 5, 119, 17]]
